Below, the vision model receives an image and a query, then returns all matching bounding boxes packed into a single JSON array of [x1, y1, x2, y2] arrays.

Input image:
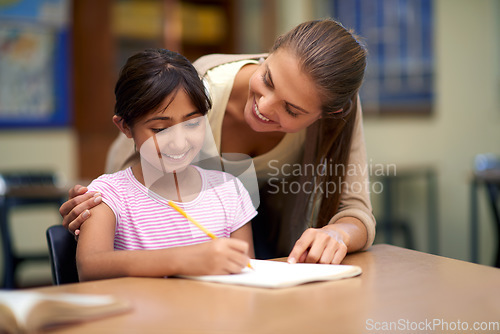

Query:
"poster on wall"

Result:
[[0, 0, 70, 128]]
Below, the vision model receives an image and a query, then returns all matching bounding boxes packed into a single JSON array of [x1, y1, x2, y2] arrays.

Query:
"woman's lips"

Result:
[[253, 100, 273, 123]]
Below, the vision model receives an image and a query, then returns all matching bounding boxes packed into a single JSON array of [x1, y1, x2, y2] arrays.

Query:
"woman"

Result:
[[60, 18, 376, 264]]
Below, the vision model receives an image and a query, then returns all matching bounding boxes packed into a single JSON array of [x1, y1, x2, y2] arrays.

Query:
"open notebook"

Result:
[[180, 259, 362, 288], [0, 291, 131, 334]]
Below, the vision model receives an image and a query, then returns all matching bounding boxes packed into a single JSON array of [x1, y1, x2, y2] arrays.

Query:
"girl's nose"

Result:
[[165, 125, 187, 151]]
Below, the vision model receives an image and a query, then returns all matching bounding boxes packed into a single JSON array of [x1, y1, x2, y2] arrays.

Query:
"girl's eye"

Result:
[[151, 128, 167, 133], [184, 120, 200, 128]]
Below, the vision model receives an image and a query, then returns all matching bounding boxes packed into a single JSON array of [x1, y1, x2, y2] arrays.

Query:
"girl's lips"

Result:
[[253, 99, 274, 124], [161, 149, 191, 163]]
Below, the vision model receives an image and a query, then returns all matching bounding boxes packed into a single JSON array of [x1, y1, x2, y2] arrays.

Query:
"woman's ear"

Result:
[[113, 116, 133, 138]]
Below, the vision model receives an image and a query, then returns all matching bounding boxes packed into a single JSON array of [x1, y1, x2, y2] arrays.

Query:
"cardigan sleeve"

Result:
[[329, 97, 376, 250]]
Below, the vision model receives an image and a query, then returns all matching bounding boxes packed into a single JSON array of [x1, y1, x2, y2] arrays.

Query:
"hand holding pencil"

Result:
[[168, 201, 254, 271]]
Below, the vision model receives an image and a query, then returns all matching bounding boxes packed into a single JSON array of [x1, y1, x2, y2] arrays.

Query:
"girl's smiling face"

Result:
[[116, 88, 206, 174], [243, 49, 324, 133]]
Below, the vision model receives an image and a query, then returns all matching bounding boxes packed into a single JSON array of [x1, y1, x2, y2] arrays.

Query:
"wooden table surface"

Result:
[[33, 244, 500, 334]]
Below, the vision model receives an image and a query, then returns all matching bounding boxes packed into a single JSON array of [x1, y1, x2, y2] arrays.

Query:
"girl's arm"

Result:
[[76, 204, 252, 281]]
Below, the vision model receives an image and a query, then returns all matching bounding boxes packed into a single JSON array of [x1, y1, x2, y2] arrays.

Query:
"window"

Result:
[[332, 0, 434, 115]]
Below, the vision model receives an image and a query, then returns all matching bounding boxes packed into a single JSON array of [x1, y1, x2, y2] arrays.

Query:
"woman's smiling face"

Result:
[[243, 49, 323, 133]]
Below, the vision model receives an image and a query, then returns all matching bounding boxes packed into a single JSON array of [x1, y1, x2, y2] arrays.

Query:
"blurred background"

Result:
[[0, 0, 498, 288]]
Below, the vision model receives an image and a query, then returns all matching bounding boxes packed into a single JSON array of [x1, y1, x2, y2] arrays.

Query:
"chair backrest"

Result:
[[474, 153, 500, 267], [46, 225, 79, 285]]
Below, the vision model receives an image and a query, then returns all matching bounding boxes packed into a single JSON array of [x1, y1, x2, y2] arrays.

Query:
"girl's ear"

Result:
[[113, 116, 133, 138]]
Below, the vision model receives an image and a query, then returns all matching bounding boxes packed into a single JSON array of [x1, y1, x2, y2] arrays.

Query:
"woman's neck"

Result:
[[227, 63, 257, 119]]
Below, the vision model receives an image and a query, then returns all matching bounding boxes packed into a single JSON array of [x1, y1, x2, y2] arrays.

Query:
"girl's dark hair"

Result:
[[271, 19, 367, 229], [114, 49, 211, 126]]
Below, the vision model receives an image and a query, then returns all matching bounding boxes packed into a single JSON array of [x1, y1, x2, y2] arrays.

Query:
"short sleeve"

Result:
[[231, 177, 258, 233], [87, 176, 121, 226]]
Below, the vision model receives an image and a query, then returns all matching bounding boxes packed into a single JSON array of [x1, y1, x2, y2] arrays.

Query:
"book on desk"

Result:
[[0, 291, 131, 333]]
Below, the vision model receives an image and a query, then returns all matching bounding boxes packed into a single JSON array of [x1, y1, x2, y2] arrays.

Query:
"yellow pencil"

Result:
[[168, 200, 254, 270]]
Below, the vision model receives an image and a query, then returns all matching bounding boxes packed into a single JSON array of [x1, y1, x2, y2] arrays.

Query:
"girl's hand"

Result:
[[178, 238, 251, 276], [287, 226, 349, 265], [59, 185, 102, 236]]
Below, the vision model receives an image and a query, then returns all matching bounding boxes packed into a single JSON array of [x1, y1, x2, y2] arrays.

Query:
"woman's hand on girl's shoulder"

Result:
[[59, 185, 102, 236], [287, 226, 348, 265]]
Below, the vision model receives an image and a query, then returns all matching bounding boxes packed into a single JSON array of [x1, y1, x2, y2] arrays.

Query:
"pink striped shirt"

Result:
[[87, 167, 257, 250]]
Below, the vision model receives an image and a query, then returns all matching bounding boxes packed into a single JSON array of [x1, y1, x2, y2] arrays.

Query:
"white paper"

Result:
[[180, 259, 362, 288]]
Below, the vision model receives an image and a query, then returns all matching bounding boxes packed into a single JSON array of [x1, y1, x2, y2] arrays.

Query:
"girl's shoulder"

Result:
[[91, 168, 130, 184], [195, 166, 250, 195], [87, 168, 134, 194], [194, 165, 235, 181]]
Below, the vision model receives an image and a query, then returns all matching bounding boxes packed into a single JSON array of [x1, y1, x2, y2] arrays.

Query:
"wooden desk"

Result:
[[32, 244, 500, 334]]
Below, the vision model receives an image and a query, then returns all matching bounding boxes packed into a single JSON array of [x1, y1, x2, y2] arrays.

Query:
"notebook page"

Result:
[[180, 259, 362, 288]]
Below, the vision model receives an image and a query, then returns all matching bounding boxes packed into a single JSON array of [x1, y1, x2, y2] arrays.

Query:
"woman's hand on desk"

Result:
[[287, 227, 348, 265], [287, 217, 367, 264], [59, 185, 102, 237]]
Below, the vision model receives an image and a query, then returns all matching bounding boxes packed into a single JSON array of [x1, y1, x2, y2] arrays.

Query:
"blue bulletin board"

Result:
[[0, 0, 71, 128]]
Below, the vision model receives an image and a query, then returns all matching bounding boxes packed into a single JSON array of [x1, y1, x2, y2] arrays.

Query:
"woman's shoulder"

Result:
[[193, 53, 268, 76]]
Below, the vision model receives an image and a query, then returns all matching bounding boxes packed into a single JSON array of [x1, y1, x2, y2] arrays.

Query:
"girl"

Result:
[[76, 49, 256, 281]]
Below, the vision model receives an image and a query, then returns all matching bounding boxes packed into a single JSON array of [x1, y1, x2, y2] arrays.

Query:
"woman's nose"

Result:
[[258, 93, 279, 114]]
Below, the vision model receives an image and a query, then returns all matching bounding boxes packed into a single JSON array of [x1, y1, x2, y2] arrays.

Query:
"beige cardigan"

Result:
[[105, 54, 376, 251]]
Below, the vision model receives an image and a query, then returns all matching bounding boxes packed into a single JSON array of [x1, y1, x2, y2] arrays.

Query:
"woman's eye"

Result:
[[261, 72, 272, 87], [285, 106, 298, 118], [151, 128, 167, 133]]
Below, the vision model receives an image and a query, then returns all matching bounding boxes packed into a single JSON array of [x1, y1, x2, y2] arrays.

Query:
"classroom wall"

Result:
[[0, 0, 498, 287], [364, 0, 500, 263]]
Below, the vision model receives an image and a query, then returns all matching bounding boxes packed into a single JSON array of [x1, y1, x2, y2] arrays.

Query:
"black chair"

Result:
[[46, 225, 79, 285], [0, 171, 67, 288], [474, 154, 500, 267]]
